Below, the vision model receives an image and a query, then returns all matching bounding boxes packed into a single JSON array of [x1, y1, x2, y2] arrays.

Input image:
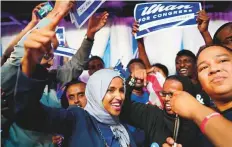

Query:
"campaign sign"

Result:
[[71, 0, 106, 28], [134, 2, 201, 39], [56, 27, 66, 47], [54, 46, 76, 58]]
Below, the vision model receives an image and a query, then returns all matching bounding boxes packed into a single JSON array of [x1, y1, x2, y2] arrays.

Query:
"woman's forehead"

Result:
[[109, 77, 124, 86]]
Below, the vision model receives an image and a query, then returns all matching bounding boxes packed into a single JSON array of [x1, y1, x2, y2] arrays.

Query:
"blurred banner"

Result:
[[54, 46, 76, 58], [56, 26, 66, 47], [70, 0, 106, 28], [134, 2, 202, 39]]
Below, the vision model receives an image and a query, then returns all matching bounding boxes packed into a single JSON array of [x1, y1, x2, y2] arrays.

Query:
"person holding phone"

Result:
[[1, 2, 47, 66], [2, 2, 68, 147], [36, 1, 54, 19], [2, 1, 108, 146]]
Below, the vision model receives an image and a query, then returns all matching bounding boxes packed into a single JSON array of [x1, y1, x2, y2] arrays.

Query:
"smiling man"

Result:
[[175, 50, 197, 83], [175, 49, 211, 107], [61, 80, 87, 109], [163, 44, 232, 147]]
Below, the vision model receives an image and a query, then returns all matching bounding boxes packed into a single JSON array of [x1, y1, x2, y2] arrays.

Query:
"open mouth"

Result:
[[165, 103, 172, 111], [179, 68, 188, 74], [75, 104, 82, 108], [111, 101, 122, 111], [136, 79, 143, 84]]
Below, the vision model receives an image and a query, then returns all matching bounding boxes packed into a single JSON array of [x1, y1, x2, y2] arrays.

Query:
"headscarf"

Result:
[[84, 69, 130, 146]]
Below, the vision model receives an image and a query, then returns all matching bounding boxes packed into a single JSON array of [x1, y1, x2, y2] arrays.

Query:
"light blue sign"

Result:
[[71, 0, 106, 28], [54, 46, 76, 58], [56, 27, 66, 47], [134, 2, 202, 39]]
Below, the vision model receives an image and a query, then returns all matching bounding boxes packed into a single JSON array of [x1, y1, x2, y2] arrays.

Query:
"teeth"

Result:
[[180, 69, 187, 72], [166, 104, 171, 107], [112, 103, 120, 106]]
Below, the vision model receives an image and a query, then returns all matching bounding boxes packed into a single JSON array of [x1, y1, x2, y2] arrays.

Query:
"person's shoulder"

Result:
[[193, 83, 211, 106], [143, 90, 150, 97], [67, 106, 88, 117], [193, 83, 202, 90], [146, 104, 164, 118], [221, 108, 232, 121]]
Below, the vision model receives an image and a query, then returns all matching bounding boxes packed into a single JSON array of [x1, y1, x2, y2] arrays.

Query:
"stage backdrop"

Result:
[[1, 16, 230, 76]]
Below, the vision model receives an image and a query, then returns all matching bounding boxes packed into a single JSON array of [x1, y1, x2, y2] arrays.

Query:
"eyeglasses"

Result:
[[158, 91, 173, 97]]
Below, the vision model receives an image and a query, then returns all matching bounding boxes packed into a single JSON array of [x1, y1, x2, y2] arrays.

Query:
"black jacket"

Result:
[[120, 77, 202, 147]]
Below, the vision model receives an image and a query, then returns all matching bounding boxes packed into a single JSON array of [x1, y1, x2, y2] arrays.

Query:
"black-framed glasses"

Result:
[[158, 91, 173, 97]]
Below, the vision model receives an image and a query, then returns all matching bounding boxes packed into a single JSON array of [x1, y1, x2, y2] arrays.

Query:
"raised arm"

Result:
[[1, 2, 48, 66], [1, 1, 71, 100], [197, 10, 213, 46], [56, 11, 109, 86], [1, 3, 46, 66], [15, 100, 83, 135], [21, 0, 75, 77], [170, 91, 232, 147], [2, 1, 82, 135], [120, 69, 163, 130], [132, 21, 151, 69]]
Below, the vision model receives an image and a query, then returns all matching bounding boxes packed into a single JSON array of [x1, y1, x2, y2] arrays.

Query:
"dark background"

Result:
[[2, 1, 232, 23]]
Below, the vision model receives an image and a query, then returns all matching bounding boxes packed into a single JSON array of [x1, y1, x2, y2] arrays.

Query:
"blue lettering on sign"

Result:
[[70, 0, 106, 28], [134, 2, 201, 39], [141, 4, 193, 16]]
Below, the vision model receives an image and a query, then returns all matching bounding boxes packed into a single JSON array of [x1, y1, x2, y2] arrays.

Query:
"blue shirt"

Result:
[[131, 91, 149, 104]]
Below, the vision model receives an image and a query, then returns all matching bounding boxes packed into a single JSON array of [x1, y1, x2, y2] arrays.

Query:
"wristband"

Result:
[[200, 112, 221, 134], [84, 34, 94, 42]]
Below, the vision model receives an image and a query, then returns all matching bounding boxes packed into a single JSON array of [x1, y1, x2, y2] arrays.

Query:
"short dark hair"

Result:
[[60, 80, 85, 109], [126, 58, 146, 72], [152, 63, 169, 77], [196, 44, 232, 62], [213, 22, 232, 44], [166, 75, 196, 97], [84, 56, 105, 70], [176, 49, 196, 63]]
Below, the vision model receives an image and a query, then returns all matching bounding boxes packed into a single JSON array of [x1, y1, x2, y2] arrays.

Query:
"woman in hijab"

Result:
[[121, 75, 203, 147], [16, 69, 136, 147]]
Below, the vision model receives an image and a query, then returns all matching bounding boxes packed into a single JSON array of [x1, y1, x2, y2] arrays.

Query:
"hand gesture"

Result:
[[132, 20, 144, 43], [31, 2, 47, 24], [170, 91, 201, 120], [162, 137, 182, 147], [87, 11, 109, 39], [23, 12, 62, 66], [132, 20, 139, 35], [196, 10, 210, 33], [131, 69, 147, 86]]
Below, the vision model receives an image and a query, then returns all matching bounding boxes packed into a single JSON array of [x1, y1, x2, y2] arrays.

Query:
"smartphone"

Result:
[[36, 2, 53, 19]]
